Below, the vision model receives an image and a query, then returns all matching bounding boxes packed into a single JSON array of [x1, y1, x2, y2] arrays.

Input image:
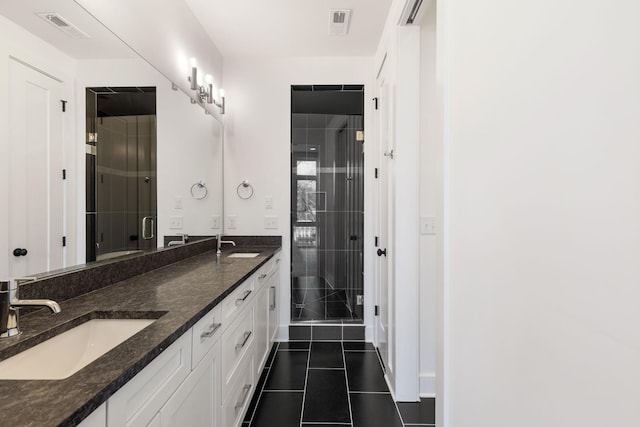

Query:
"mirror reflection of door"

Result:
[[8, 58, 65, 277], [85, 87, 157, 262]]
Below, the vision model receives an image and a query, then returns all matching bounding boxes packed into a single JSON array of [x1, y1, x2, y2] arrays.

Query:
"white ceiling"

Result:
[[1, 0, 393, 61], [0, 0, 137, 59], [185, 0, 393, 57]]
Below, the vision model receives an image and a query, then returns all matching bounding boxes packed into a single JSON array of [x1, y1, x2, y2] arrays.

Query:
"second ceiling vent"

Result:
[[329, 9, 351, 36]]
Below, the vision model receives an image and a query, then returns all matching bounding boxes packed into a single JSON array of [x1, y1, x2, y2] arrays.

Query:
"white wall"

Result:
[[447, 0, 640, 425], [77, 59, 224, 259], [222, 56, 374, 337], [418, 1, 440, 398]]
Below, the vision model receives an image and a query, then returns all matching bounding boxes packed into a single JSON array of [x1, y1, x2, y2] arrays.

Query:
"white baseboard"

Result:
[[276, 325, 289, 341], [419, 373, 436, 397]]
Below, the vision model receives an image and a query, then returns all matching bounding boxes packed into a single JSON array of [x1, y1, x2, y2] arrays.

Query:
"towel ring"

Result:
[[190, 180, 208, 200], [237, 180, 254, 200]]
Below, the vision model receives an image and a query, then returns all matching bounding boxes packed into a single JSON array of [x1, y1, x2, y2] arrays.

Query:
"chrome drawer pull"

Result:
[[234, 384, 252, 411], [200, 322, 222, 340], [269, 286, 276, 311], [235, 331, 252, 351], [235, 290, 252, 305]]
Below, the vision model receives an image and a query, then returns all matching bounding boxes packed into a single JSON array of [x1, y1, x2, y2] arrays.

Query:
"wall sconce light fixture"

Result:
[[187, 60, 225, 114]]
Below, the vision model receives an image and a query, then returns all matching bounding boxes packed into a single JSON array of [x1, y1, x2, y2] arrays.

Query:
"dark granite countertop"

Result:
[[0, 246, 280, 427]]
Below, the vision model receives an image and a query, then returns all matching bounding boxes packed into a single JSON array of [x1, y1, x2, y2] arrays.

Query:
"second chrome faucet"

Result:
[[0, 279, 61, 338], [216, 234, 236, 255]]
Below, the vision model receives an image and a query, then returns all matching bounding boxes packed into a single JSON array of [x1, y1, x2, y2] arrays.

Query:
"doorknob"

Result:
[[377, 248, 387, 257], [13, 248, 28, 257]]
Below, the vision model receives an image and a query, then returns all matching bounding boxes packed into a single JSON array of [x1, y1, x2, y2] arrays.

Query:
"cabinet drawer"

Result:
[[107, 331, 192, 427], [222, 278, 255, 323], [221, 351, 254, 427], [221, 306, 254, 385], [192, 304, 223, 368]]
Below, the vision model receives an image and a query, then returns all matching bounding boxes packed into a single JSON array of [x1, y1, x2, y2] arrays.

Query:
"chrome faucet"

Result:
[[216, 234, 236, 255], [167, 233, 189, 246], [0, 279, 61, 338]]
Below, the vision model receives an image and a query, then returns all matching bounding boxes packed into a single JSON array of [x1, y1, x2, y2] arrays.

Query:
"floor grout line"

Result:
[[341, 341, 355, 427], [299, 340, 312, 427], [245, 342, 278, 426]]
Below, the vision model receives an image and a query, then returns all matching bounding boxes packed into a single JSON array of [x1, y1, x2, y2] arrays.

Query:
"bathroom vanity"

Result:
[[0, 241, 281, 427]]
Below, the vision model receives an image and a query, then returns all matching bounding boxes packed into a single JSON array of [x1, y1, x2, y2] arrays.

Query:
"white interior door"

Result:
[[9, 58, 65, 277], [374, 56, 392, 375]]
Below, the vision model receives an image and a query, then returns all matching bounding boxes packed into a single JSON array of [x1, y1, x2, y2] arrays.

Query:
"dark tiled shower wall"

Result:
[[289, 324, 365, 341]]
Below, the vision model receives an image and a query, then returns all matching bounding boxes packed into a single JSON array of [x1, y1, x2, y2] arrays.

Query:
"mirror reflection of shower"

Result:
[[85, 87, 157, 262]]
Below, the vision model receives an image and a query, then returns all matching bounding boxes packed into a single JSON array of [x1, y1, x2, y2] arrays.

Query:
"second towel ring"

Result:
[[191, 180, 208, 200], [237, 180, 254, 200]]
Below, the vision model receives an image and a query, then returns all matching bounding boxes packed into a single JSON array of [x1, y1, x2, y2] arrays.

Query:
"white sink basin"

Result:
[[228, 252, 261, 258], [0, 318, 155, 380]]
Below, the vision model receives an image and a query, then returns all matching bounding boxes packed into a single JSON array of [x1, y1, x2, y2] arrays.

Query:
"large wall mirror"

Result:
[[0, 0, 223, 278]]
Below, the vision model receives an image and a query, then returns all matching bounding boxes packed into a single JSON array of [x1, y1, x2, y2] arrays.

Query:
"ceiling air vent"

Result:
[[329, 9, 351, 36], [36, 13, 90, 39]]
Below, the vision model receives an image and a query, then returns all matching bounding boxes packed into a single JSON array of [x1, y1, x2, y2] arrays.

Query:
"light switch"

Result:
[[227, 215, 237, 229], [264, 195, 273, 209], [420, 216, 436, 235], [174, 196, 183, 209], [210, 215, 221, 229]]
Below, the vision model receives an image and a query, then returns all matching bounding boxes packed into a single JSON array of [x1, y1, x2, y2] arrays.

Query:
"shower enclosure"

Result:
[[86, 87, 157, 262], [291, 85, 364, 323]]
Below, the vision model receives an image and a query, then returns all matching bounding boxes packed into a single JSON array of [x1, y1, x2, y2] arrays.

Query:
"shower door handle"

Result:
[[142, 216, 155, 240]]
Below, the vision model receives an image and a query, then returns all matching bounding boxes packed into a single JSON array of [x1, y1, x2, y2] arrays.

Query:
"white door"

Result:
[[9, 59, 65, 277], [374, 56, 393, 375]]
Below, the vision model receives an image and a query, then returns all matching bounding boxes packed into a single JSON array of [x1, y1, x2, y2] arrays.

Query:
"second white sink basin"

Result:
[[228, 252, 261, 258], [0, 318, 155, 380]]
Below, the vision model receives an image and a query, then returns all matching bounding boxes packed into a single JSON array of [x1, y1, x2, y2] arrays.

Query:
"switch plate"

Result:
[[420, 216, 436, 235], [264, 216, 278, 229], [174, 196, 183, 209], [227, 215, 237, 229], [169, 216, 183, 230], [210, 215, 221, 229], [264, 195, 273, 209]]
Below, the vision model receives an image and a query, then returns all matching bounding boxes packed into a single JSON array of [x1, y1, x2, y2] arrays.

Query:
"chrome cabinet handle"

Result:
[[269, 286, 276, 311], [235, 290, 252, 305], [235, 331, 252, 351], [200, 322, 222, 340], [234, 384, 252, 411], [258, 273, 267, 280]]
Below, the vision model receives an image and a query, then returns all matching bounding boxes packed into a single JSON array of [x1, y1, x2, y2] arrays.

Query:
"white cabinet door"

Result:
[[254, 285, 269, 374], [160, 345, 220, 427], [78, 403, 106, 427]]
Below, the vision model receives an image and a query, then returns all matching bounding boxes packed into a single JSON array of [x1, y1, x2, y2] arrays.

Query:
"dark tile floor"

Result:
[[291, 276, 362, 321], [243, 341, 435, 427]]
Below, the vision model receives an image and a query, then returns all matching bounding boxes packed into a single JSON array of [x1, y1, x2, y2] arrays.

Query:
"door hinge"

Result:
[[375, 305, 379, 316], [62, 236, 66, 247], [373, 97, 379, 110], [356, 130, 364, 142], [88, 133, 98, 144], [61, 100, 67, 112], [374, 167, 378, 179], [62, 169, 66, 180]]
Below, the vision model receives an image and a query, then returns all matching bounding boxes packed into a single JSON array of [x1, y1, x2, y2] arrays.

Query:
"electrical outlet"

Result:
[[227, 215, 237, 229], [169, 216, 183, 230], [420, 216, 436, 235], [210, 215, 221, 229], [264, 216, 278, 229], [264, 195, 273, 209]]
